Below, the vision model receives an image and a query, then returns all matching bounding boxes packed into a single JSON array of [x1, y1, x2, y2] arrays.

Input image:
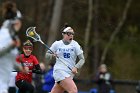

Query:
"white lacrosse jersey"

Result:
[[50, 40, 83, 71], [0, 28, 13, 50], [0, 23, 19, 91]]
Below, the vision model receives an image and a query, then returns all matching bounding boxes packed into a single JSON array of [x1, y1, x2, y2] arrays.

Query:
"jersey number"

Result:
[[63, 53, 70, 58]]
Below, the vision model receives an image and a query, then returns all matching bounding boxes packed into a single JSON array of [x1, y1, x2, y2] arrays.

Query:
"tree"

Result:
[[100, 0, 132, 64], [47, 0, 64, 46], [93, 0, 100, 74], [84, 0, 93, 60]]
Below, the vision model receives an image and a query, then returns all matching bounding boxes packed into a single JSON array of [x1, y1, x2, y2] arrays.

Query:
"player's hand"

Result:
[[52, 53, 57, 57], [52, 53, 58, 58], [22, 67, 29, 74], [13, 39, 21, 47], [72, 67, 78, 74], [99, 74, 104, 79]]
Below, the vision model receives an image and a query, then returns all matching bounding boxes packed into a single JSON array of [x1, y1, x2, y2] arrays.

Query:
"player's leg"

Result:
[[60, 77, 78, 93], [8, 87, 16, 93], [51, 83, 65, 93], [16, 80, 34, 93]]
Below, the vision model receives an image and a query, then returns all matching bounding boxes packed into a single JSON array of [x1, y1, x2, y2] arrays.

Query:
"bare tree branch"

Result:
[[84, 0, 93, 59], [100, 0, 132, 64]]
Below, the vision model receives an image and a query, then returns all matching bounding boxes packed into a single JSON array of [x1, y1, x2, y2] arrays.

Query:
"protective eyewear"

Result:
[[63, 32, 74, 36], [23, 46, 33, 50]]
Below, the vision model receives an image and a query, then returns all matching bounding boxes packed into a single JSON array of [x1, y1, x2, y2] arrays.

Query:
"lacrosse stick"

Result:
[[26, 27, 72, 71]]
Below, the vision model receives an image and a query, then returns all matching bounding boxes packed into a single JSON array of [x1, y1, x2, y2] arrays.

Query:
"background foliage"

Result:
[[0, 0, 140, 83]]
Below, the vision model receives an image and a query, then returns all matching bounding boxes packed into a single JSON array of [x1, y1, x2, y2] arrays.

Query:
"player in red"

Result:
[[15, 40, 42, 93]]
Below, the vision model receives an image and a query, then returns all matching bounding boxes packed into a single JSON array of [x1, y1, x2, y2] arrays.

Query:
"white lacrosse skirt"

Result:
[[53, 69, 74, 82]]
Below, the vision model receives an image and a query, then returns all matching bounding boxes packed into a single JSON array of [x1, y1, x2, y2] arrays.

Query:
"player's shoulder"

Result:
[[53, 40, 63, 45], [29, 55, 36, 59], [72, 40, 78, 43], [71, 40, 79, 45], [55, 40, 62, 43], [0, 27, 9, 34]]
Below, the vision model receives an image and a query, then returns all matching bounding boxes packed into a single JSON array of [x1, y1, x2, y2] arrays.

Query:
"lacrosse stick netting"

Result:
[[26, 27, 43, 43], [26, 27, 54, 53]]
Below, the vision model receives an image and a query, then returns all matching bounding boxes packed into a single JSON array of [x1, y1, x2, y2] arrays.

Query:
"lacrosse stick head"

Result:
[[26, 27, 41, 42]]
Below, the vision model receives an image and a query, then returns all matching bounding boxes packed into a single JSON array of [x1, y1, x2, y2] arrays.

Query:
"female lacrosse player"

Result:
[[0, 1, 23, 92], [15, 40, 42, 93], [45, 24, 85, 93]]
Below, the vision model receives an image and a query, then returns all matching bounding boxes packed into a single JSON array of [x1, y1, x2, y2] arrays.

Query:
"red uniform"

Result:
[[16, 54, 39, 83]]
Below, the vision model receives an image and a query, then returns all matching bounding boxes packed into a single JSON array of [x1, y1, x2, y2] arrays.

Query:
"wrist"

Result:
[[74, 66, 79, 70]]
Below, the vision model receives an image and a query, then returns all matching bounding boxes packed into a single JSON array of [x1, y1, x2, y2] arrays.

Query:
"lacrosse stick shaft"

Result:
[[40, 41, 54, 54], [56, 57, 72, 71]]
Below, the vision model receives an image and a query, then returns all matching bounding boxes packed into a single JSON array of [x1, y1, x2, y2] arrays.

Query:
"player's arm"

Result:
[[0, 42, 15, 57], [32, 64, 43, 74], [14, 62, 24, 71], [75, 53, 85, 69], [45, 41, 58, 61], [72, 53, 85, 74], [32, 56, 43, 74], [45, 51, 56, 61], [14, 55, 30, 74]]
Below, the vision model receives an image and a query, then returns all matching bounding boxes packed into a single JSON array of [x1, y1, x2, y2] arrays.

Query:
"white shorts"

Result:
[[0, 90, 8, 93], [0, 80, 8, 93], [53, 69, 74, 82]]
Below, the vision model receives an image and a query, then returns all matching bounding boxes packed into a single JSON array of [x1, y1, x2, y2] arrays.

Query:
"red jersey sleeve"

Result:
[[33, 56, 39, 65]]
